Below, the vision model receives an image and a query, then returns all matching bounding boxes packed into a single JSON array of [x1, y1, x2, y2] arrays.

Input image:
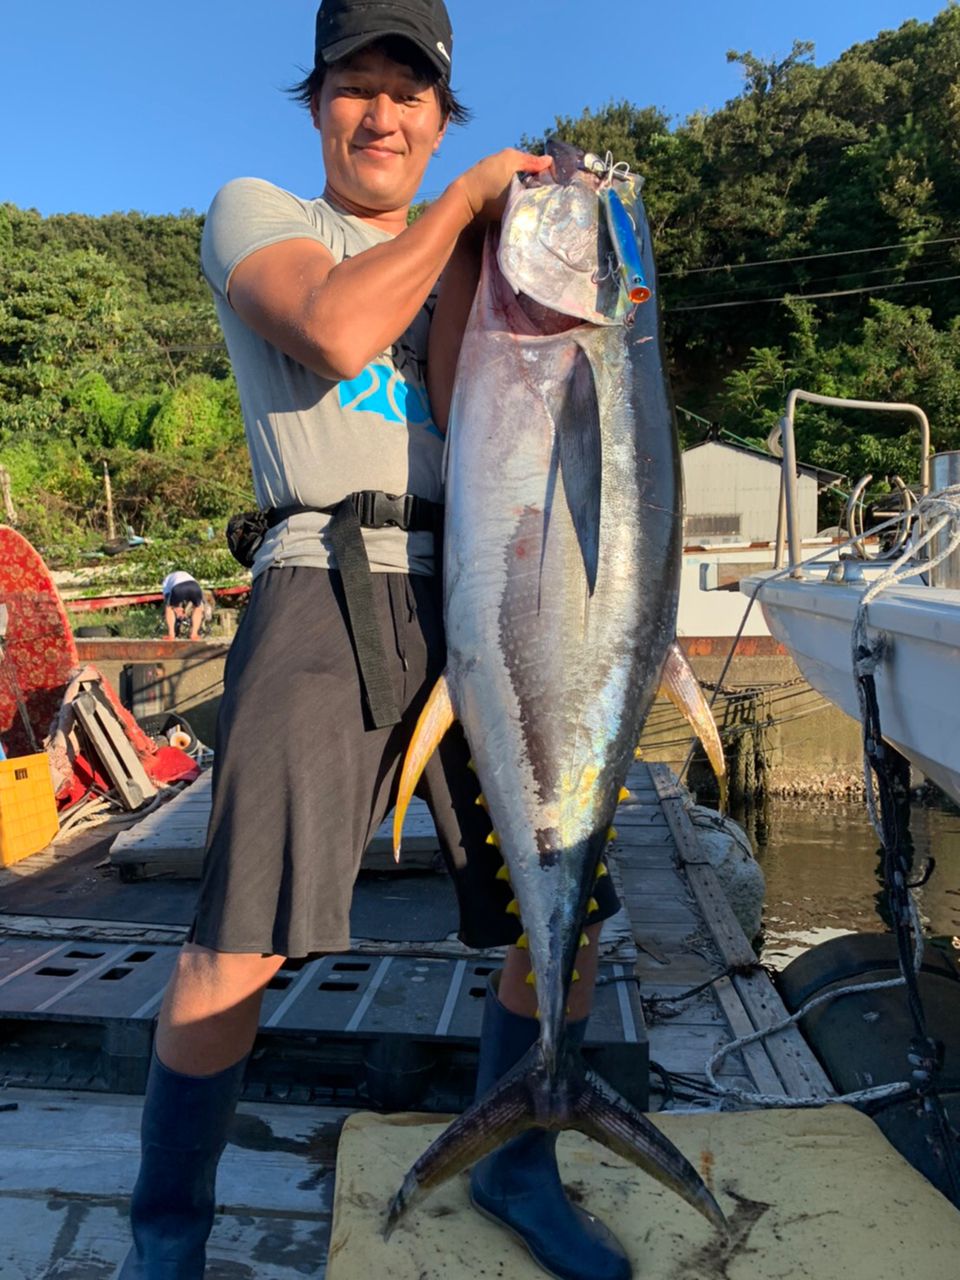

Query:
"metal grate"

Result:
[[0, 939, 648, 1109]]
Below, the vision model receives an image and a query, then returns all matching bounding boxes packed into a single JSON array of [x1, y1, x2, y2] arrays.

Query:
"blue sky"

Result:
[[2, 1, 951, 217]]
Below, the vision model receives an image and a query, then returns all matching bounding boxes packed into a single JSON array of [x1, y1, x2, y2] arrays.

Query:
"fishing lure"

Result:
[[599, 183, 651, 307]]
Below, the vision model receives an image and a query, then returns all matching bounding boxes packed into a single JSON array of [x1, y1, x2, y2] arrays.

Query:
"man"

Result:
[[161, 569, 205, 640], [120, 4, 627, 1279]]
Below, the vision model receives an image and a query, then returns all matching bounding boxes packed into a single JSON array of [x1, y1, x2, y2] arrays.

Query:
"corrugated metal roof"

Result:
[[682, 437, 845, 486]]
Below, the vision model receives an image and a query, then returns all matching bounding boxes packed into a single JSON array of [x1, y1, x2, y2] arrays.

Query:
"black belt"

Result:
[[266, 491, 443, 536], [268, 492, 443, 729]]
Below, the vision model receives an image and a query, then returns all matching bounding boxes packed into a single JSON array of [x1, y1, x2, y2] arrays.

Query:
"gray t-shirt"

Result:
[[201, 177, 445, 576]]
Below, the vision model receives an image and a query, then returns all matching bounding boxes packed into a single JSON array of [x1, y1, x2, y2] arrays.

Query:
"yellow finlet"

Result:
[[659, 640, 728, 812], [525, 971, 536, 986], [572, 969, 581, 983], [607, 827, 618, 843], [634, 746, 644, 760], [486, 831, 501, 849], [579, 933, 590, 948], [392, 674, 455, 862], [515, 933, 529, 950], [587, 897, 600, 913], [467, 758, 477, 774], [506, 899, 521, 916], [596, 862, 609, 879], [619, 787, 631, 803], [475, 794, 488, 810], [495, 864, 511, 882]]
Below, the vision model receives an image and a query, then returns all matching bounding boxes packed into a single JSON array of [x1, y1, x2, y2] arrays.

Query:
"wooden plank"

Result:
[[648, 763, 833, 1100], [109, 771, 442, 879], [711, 974, 785, 1097], [0, 1087, 341, 1278], [730, 970, 834, 1099], [610, 827, 683, 848], [649, 765, 757, 968]]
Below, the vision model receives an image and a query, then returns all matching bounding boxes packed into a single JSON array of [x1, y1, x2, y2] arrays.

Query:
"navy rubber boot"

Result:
[[119, 1049, 248, 1279], [469, 978, 632, 1280]]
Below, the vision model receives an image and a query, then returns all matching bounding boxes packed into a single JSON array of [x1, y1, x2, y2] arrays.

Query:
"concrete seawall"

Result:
[[75, 635, 866, 800]]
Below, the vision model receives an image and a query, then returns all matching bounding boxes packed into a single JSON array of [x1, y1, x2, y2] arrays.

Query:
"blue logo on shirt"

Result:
[[339, 361, 444, 439]]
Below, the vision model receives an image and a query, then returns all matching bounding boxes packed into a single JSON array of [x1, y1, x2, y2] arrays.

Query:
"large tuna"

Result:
[[386, 140, 725, 1236]]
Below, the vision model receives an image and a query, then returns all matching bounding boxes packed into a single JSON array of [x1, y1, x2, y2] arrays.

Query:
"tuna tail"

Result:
[[384, 1043, 727, 1239]]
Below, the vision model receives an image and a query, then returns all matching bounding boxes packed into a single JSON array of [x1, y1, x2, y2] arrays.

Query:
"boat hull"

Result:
[[742, 570, 960, 806]]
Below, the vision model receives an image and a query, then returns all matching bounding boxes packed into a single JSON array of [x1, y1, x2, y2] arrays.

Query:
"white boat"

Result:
[[741, 389, 960, 807]]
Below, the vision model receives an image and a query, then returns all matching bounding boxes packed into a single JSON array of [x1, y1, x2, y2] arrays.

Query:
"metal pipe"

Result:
[[778, 389, 932, 575]]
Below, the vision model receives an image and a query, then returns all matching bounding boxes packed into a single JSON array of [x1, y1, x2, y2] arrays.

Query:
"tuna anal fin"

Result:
[[659, 641, 728, 811], [393, 673, 455, 862], [385, 1052, 536, 1237], [554, 343, 602, 595], [573, 1067, 727, 1232]]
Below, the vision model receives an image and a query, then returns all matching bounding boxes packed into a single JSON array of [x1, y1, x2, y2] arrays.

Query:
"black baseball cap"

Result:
[[314, 1, 454, 79]]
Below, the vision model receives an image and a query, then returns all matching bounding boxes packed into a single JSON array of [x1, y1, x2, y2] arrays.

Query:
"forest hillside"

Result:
[[2, 6, 959, 580]]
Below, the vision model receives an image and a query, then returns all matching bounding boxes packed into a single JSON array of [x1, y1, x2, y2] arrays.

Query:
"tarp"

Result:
[[328, 1105, 960, 1279]]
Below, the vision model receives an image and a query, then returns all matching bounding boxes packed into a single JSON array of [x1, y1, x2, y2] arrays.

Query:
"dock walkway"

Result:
[[0, 759, 832, 1276], [104, 756, 832, 1104]]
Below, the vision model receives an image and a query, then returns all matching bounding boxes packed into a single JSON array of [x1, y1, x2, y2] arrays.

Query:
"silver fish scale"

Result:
[[443, 171, 680, 1057]]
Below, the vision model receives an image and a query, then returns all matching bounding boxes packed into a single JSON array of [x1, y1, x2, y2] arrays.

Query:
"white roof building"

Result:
[[681, 437, 844, 545]]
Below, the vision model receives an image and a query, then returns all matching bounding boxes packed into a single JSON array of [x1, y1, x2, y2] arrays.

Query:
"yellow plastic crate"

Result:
[[0, 752, 59, 867]]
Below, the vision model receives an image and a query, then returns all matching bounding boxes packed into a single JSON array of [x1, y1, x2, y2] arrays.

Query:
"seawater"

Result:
[[737, 795, 960, 972]]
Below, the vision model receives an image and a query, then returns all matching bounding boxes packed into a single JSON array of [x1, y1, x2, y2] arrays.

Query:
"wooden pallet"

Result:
[[108, 769, 442, 879]]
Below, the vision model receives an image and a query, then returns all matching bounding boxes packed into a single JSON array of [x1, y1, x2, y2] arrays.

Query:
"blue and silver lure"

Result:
[[600, 183, 651, 306], [582, 151, 652, 310]]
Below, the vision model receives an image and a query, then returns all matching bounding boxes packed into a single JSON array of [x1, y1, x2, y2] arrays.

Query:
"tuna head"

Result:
[[498, 138, 650, 326]]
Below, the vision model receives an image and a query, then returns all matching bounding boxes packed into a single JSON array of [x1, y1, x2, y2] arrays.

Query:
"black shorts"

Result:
[[167, 581, 203, 609], [189, 566, 620, 958]]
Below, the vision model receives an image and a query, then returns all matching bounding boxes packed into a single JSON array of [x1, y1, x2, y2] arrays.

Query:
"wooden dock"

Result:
[[0, 757, 833, 1276], [102, 757, 830, 1104]]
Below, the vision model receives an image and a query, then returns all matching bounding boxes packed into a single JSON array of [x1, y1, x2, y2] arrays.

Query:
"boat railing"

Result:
[[774, 389, 931, 577]]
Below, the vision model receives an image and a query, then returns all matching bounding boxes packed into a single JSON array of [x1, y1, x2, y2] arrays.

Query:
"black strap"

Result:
[[266, 491, 443, 535], [262, 492, 443, 730], [325, 498, 401, 729]]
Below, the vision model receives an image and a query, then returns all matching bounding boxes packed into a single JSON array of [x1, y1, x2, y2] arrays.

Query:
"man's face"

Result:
[[313, 45, 447, 214]]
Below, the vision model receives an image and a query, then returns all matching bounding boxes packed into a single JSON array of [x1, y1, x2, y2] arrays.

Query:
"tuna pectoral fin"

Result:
[[574, 1067, 728, 1232], [384, 1052, 536, 1238], [392, 673, 455, 861], [554, 344, 602, 595], [659, 641, 728, 811]]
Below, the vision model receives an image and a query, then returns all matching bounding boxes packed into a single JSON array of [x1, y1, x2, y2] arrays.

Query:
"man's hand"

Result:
[[453, 150, 554, 226]]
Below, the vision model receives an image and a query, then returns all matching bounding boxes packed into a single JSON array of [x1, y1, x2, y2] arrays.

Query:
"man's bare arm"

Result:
[[426, 223, 483, 433], [227, 151, 551, 382]]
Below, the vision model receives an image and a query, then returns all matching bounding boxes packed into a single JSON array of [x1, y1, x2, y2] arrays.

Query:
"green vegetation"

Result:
[[3, 6, 960, 575], [530, 6, 960, 497], [0, 204, 251, 583]]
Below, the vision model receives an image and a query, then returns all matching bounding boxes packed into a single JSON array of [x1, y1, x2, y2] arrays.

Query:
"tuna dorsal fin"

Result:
[[659, 641, 728, 811], [553, 343, 602, 595], [393, 673, 455, 862]]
